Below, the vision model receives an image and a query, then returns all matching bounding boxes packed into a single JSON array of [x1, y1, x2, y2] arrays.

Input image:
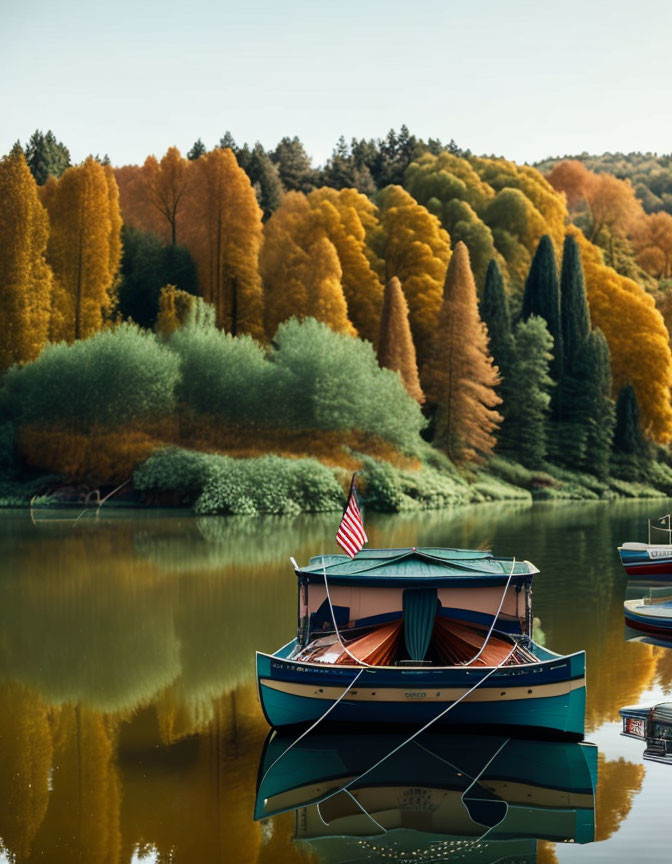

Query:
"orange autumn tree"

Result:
[[573, 229, 672, 442], [45, 157, 122, 341], [376, 185, 451, 367], [631, 210, 672, 278], [0, 150, 53, 368], [378, 276, 424, 402], [183, 148, 263, 336], [425, 241, 501, 461], [260, 191, 356, 336]]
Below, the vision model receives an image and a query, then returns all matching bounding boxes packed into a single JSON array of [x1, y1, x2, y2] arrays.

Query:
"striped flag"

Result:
[[337, 475, 368, 558]]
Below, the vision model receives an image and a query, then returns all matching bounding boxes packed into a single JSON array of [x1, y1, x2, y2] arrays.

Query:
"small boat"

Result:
[[255, 730, 598, 857], [618, 515, 672, 580], [620, 702, 672, 764], [255, 547, 586, 738], [624, 597, 672, 636]]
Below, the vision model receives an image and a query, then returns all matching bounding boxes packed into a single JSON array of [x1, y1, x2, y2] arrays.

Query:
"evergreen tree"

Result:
[[322, 136, 376, 195], [499, 316, 554, 468], [271, 136, 315, 192], [560, 234, 591, 373], [426, 242, 501, 462], [247, 143, 283, 219], [218, 130, 237, 150], [117, 226, 198, 328], [521, 235, 563, 380], [377, 277, 424, 402], [480, 259, 516, 381], [187, 138, 206, 160], [576, 329, 616, 478], [24, 129, 70, 184], [614, 384, 644, 454]]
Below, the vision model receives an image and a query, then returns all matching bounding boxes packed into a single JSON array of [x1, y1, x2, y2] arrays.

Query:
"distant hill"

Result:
[[536, 152, 672, 215]]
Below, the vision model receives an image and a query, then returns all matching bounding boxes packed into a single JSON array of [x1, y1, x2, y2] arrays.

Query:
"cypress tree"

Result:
[[378, 277, 424, 403], [560, 234, 591, 373], [499, 316, 554, 468], [614, 384, 644, 454], [480, 259, 516, 382], [248, 144, 283, 219], [521, 235, 563, 380], [582, 329, 616, 479]]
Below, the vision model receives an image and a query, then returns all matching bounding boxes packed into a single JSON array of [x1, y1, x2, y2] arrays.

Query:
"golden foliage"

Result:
[[45, 157, 122, 342], [573, 228, 672, 442], [377, 185, 451, 366], [423, 242, 501, 461], [0, 682, 53, 860], [182, 148, 264, 336], [378, 277, 424, 402], [261, 190, 368, 338], [155, 283, 196, 337], [18, 422, 170, 483], [142, 146, 190, 245], [594, 754, 644, 842], [0, 150, 53, 368], [536, 841, 559, 864]]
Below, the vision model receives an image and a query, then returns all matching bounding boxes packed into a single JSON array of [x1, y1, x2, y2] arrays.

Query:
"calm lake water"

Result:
[[0, 500, 671, 863]]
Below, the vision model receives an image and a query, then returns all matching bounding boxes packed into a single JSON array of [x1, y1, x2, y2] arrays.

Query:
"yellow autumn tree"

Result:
[[0, 150, 53, 368], [378, 276, 424, 402], [573, 228, 672, 442], [306, 187, 384, 342], [260, 191, 356, 336], [45, 157, 122, 342], [155, 283, 198, 337], [142, 146, 191, 245], [376, 185, 452, 366], [182, 148, 263, 336], [632, 210, 672, 278], [424, 241, 501, 461]]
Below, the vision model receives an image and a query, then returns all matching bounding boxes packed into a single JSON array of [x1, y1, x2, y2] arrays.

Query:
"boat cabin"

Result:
[[291, 547, 538, 668], [620, 702, 672, 763]]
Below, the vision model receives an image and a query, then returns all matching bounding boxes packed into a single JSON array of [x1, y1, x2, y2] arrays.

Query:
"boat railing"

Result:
[[648, 515, 672, 544]]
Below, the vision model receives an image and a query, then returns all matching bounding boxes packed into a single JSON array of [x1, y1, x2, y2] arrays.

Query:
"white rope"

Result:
[[315, 640, 518, 812], [464, 556, 516, 666], [322, 558, 378, 667]]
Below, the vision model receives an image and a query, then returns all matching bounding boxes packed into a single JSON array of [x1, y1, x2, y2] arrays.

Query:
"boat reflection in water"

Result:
[[624, 580, 672, 646], [255, 730, 597, 863], [620, 702, 672, 764]]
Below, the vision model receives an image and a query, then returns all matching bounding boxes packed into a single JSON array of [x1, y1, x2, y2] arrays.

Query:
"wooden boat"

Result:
[[620, 702, 672, 764], [255, 730, 598, 858], [255, 547, 587, 738], [618, 516, 672, 580], [624, 597, 672, 636]]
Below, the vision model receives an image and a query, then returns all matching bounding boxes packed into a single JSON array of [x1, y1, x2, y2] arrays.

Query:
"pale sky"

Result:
[[2, 0, 671, 168]]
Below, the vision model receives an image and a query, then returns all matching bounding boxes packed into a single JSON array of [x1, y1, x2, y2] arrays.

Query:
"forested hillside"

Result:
[[2, 128, 672, 512]]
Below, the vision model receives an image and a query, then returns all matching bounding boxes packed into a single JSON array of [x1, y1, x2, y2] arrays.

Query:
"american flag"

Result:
[[337, 475, 368, 558]]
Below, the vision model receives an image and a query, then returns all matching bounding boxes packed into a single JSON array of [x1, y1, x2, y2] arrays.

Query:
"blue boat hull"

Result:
[[256, 641, 586, 738]]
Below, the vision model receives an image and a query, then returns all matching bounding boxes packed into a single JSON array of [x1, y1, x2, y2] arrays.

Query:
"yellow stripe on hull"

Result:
[[259, 677, 585, 703]]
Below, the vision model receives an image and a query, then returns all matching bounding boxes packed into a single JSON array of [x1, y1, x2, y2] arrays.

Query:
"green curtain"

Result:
[[403, 587, 438, 661]]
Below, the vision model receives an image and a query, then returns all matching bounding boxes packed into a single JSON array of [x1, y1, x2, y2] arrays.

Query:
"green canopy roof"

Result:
[[297, 547, 538, 588]]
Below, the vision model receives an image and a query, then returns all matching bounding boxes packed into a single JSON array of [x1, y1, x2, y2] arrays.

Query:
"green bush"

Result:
[[2, 324, 180, 428], [271, 318, 426, 450], [360, 456, 469, 511], [134, 447, 344, 515]]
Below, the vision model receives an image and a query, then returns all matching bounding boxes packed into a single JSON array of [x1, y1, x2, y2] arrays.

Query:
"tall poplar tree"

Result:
[[183, 148, 264, 337], [141, 147, 190, 245], [44, 157, 121, 342], [425, 242, 501, 461], [377, 276, 424, 402], [521, 234, 563, 380], [0, 151, 53, 368]]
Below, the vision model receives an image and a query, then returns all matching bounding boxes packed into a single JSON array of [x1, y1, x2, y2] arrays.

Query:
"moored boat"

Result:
[[620, 702, 672, 764], [256, 547, 586, 738], [618, 515, 672, 580]]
